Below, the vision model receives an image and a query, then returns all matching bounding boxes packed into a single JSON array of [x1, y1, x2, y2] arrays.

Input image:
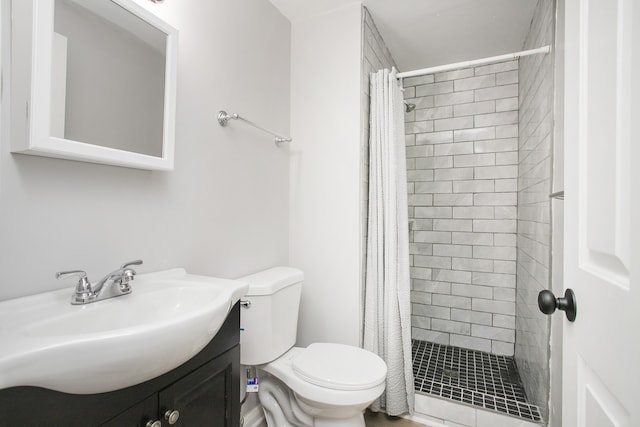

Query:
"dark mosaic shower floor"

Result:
[[412, 340, 543, 423]]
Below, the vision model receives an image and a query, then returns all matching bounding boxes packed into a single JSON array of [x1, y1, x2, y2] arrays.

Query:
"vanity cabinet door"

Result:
[[100, 395, 158, 427], [99, 346, 239, 427], [158, 349, 238, 427]]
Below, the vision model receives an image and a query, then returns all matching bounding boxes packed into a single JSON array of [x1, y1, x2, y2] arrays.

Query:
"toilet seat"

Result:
[[292, 343, 387, 391], [260, 346, 387, 407]]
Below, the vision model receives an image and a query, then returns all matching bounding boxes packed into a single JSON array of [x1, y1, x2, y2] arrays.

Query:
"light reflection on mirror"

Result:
[[52, 0, 167, 157]]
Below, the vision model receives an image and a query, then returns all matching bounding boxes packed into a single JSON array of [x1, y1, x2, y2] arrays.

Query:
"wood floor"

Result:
[[364, 411, 430, 427]]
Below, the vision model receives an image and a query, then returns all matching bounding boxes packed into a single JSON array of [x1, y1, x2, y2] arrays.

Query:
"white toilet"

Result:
[[239, 267, 387, 427]]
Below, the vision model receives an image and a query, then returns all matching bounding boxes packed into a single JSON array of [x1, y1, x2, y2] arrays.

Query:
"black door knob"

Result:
[[538, 289, 577, 322]]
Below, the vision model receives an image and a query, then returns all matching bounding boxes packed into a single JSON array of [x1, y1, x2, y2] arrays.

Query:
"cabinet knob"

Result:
[[145, 421, 161, 427], [165, 409, 180, 425]]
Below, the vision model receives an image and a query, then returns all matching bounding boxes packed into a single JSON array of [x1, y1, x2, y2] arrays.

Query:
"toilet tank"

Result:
[[239, 267, 303, 366]]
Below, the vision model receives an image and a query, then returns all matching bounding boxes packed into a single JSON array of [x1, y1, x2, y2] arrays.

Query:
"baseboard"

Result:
[[242, 405, 266, 427], [246, 403, 442, 427], [401, 412, 447, 427]]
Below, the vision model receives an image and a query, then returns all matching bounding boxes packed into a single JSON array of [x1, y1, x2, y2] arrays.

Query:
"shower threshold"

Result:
[[412, 339, 543, 423]]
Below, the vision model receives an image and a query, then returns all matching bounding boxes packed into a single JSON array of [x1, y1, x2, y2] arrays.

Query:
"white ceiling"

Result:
[[268, 0, 538, 72]]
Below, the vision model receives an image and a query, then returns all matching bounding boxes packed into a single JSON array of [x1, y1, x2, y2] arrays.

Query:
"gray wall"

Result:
[[289, 3, 363, 347], [0, 0, 291, 301], [405, 61, 519, 356], [516, 0, 556, 420]]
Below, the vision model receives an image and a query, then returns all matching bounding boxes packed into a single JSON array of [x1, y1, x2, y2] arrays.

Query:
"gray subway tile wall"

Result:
[[405, 59, 519, 356], [515, 0, 555, 420]]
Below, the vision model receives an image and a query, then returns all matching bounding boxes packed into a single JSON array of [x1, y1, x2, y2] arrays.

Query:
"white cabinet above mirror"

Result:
[[10, 0, 178, 171]]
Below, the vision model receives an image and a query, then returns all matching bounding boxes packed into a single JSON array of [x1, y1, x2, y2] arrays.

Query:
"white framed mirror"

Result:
[[10, 0, 178, 170]]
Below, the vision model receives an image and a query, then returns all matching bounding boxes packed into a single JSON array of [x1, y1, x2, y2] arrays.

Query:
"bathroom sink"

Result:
[[0, 269, 248, 394]]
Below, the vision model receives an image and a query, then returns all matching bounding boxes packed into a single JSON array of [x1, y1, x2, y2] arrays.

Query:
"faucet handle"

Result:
[[55, 270, 87, 281], [56, 270, 94, 303], [120, 259, 143, 269], [119, 260, 142, 291]]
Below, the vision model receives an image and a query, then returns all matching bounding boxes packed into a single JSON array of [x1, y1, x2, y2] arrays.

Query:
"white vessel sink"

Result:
[[0, 268, 248, 394]]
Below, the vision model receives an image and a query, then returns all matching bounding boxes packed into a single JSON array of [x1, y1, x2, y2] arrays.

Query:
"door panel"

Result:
[[101, 395, 158, 427], [579, 359, 629, 427], [563, 0, 639, 425], [159, 350, 238, 427], [582, 0, 631, 283]]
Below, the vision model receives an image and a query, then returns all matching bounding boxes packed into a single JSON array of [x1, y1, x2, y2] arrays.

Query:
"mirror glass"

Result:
[[51, 0, 167, 157]]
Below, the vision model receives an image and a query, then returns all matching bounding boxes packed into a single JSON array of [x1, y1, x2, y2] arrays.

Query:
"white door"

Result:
[[563, 0, 640, 426]]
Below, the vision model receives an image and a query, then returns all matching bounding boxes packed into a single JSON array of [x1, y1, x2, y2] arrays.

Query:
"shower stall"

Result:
[[403, 52, 549, 424], [363, 0, 556, 425], [405, 2, 554, 425]]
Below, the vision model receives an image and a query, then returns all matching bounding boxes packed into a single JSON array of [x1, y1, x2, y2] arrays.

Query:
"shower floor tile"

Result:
[[412, 339, 543, 423]]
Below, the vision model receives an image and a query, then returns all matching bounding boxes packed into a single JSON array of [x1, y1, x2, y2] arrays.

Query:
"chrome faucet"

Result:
[[56, 260, 143, 305]]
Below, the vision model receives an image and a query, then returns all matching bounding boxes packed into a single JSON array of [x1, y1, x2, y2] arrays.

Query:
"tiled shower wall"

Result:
[[405, 61, 519, 356], [360, 6, 396, 335], [516, 0, 555, 419]]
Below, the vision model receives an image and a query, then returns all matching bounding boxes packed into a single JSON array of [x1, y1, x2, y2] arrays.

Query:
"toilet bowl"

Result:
[[239, 267, 387, 427]]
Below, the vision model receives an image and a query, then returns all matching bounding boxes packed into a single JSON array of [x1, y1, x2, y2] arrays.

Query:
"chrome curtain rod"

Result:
[[217, 110, 292, 146], [396, 45, 551, 80]]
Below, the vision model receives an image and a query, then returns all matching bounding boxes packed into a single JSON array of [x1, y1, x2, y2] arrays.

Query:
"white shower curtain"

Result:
[[364, 68, 414, 415]]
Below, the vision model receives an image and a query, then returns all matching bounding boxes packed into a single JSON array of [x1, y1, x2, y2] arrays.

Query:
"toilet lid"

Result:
[[292, 343, 387, 391]]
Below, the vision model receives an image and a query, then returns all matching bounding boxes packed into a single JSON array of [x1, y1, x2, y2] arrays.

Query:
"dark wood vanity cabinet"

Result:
[[158, 356, 232, 426], [0, 304, 241, 427], [102, 350, 236, 427]]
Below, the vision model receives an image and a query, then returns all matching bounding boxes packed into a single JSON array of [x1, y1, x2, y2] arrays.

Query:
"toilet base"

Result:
[[258, 370, 369, 427]]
